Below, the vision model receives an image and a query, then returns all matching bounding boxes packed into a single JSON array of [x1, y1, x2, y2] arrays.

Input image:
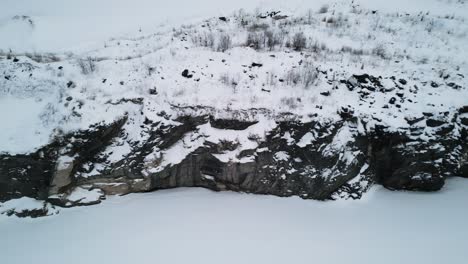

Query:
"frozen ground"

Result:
[[1, 177, 467, 264]]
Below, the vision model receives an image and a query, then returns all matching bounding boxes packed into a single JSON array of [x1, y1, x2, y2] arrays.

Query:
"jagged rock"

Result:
[[405, 116, 425, 125], [338, 107, 354, 119], [459, 106, 468, 114], [426, 118, 445, 127], [0, 118, 127, 203], [49, 155, 75, 195], [181, 69, 193, 78], [460, 117, 468, 126], [385, 162, 444, 191], [209, 117, 258, 130], [1, 110, 466, 216]]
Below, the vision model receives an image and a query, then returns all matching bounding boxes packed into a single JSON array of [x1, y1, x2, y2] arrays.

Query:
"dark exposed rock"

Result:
[[338, 106, 354, 119], [426, 118, 445, 127], [181, 69, 193, 78], [149, 87, 158, 95], [405, 116, 425, 125], [461, 117, 468, 126], [435, 124, 454, 135], [0, 154, 54, 202], [209, 117, 258, 130], [0, 105, 466, 216], [0, 118, 127, 203], [5, 206, 50, 218], [384, 162, 444, 191], [447, 82, 461, 89], [459, 106, 468, 114]]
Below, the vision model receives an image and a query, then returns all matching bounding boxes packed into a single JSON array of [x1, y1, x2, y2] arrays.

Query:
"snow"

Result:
[[202, 174, 215, 181], [1, 177, 467, 264], [274, 151, 290, 161], [66, 187, 104, 204], [0, 197, 44, 212], [0, 96, 53, 154], [1, 0, 467, 53], [56, 155, 74, 170], [297, 132, 316, 148]]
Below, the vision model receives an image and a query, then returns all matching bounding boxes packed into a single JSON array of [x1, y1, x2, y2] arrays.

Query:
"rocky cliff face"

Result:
[[1, 102, 466, 217]]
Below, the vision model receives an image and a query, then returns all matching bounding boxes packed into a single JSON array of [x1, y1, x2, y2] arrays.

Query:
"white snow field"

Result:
[[1, 177, 468, 264]]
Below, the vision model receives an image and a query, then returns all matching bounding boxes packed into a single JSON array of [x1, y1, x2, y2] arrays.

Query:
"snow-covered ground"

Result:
[[1, 0, 466, 52], [1, 177, 467, 264]]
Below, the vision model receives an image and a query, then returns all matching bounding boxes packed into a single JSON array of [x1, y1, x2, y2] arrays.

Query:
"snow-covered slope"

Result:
[[1, 0, 466, 52], [0, 1, 467, 215], [1, 2, 467, 154]]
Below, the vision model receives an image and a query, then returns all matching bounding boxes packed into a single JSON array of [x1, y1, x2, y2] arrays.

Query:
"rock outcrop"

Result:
[[1, 101, 466, 217]]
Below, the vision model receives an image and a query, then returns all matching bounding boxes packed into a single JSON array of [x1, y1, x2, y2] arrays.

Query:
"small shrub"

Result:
[[217, 34, 232, 52], [248, 23, 269, 32], [25, 52, 60, 63], [281, 97, 300, 110], [325, 14, 347, 28], [372, 44, 387, 59], [302, 67, 318, 88], [318, 5, 329, 14], [285, 69, 301, 85], [246, 32, 262, 50], [191, 32, 215, 49], [220, 73, 239, 92], [292, 32, 307, 51], [265, 30, 282, 50], [78, 57, 97, 75], [266, 71, 277, 86], [311, 41, 328, 53], [341, 46, 364, 56], [284, 61, 318, 88]]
